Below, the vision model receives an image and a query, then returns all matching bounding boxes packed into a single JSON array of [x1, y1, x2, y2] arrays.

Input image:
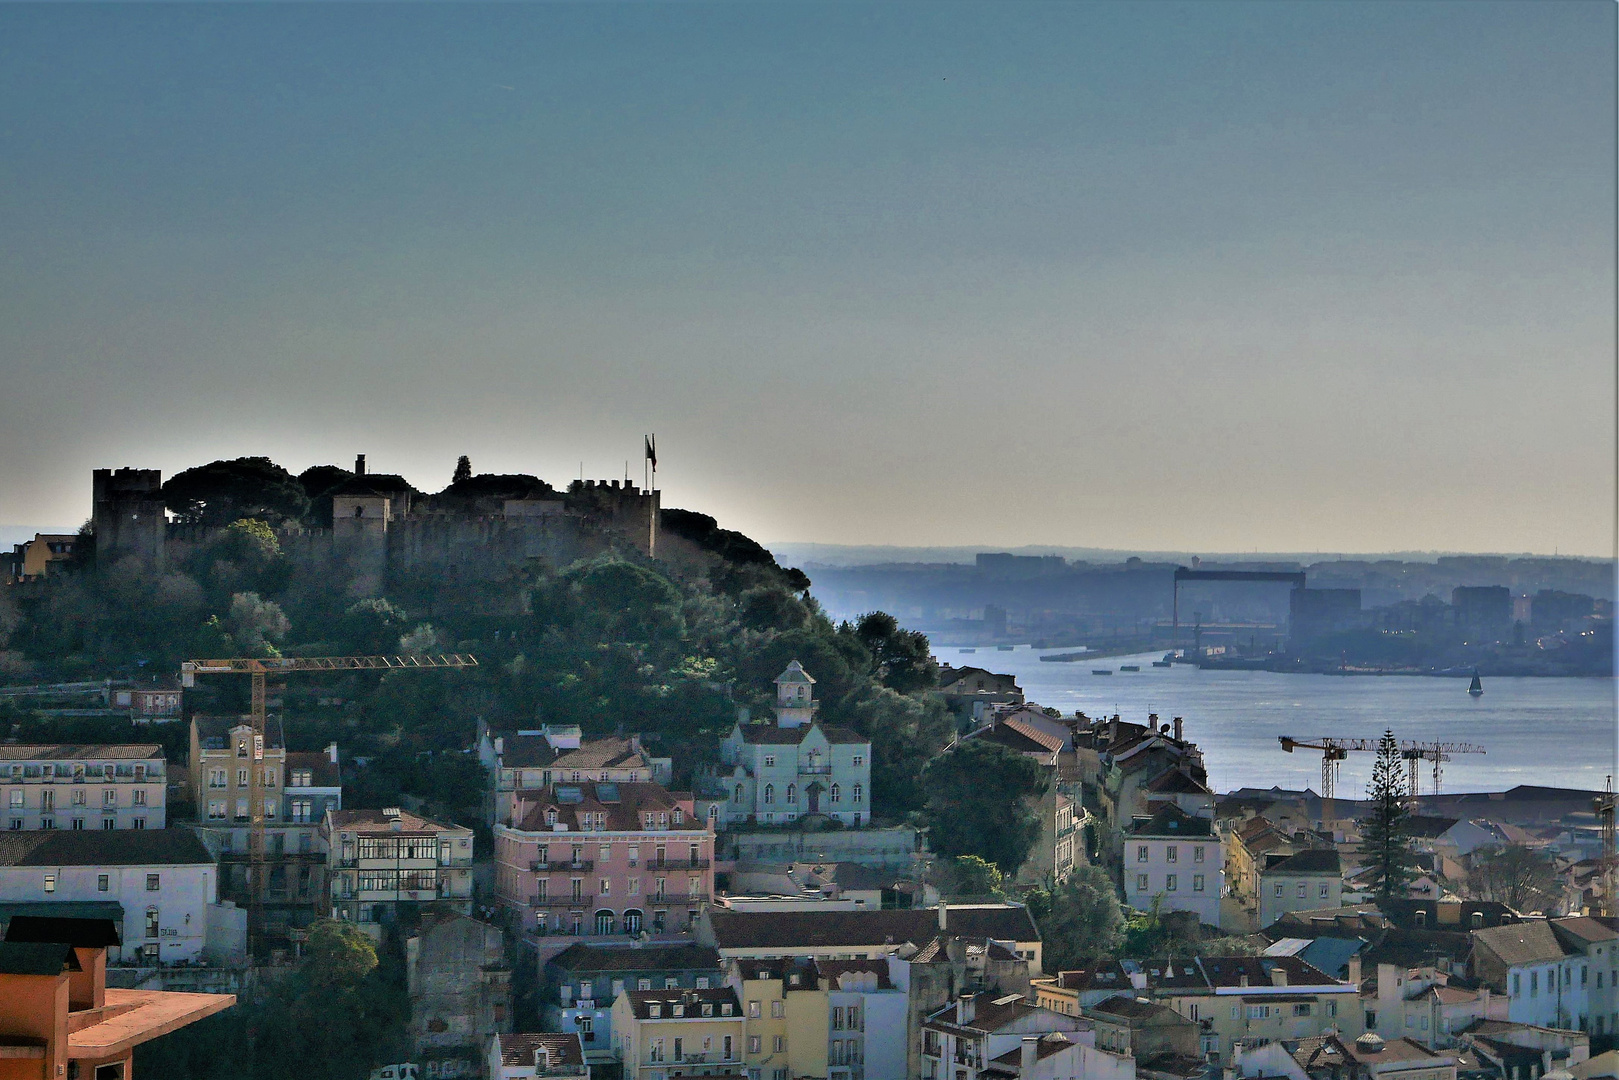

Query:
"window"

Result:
[[1297, 882, 1307, 898], [71, 818, 84, 830], [1137, 873, 1149, 892], [1194, 845, 1206, 862], [1513, 973, 1521, 996], [210, 769, 226, 788], [763, 785, 773, 804], [763, 755, 775, 767], [786, 784, 795, 804], [1193, 874, 1206, 892], [237, 768, 249, 786], [1319, 882, 1330, 899], [734, 784, 744, 802], [1166, 873, 1178, 891], [772, 1000, 784, 1018], [748, 1036, 762, 1054], [1531, 971, 1539, 997], [44, 874, 55, 893], [72, 789, 87, 807], [102, 818, 115, 830], [774, 1036, 785, 1053], [853, 783, 863, 803], [1138, 845, 1150, 862], [853, 755, 864, 766], [208, 800, 226, 820], [6, 791, 19, 808], [147, 873, 160, 891], [831, 784, 841, 803], [98, 874, 109, 892], [1247, 1005, 1271, 1019], [145, 909, 159, 939], [1166, 845, 1178, 863], [749, 1000, 761, 1018], [1293, 1003, 1312, 1017], [40, 791, 53, 812], [638, 979, 652, 991], [1274, 883, 1284, 897]]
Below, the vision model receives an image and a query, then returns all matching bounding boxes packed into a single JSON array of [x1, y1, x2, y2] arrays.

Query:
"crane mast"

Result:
[[181, 653, 478, 950], [1279, 735, 1485, 834]]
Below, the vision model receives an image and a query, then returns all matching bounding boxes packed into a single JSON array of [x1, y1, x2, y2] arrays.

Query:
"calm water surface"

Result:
[[943, 646, 1617, 795]]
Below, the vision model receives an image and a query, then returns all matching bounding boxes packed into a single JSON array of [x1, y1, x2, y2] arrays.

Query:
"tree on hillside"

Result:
[[1463, 844, 1559, 912], [1362, 728, 1418, 900], [1039, 866, 1125, 970], [453, 455, 472, 484], [921, 739, 1048, 874], [850, 687, 955, 816], [853, 611, 939, 693], [162, 457, 310, 527], [950, 855, 1008, 898]]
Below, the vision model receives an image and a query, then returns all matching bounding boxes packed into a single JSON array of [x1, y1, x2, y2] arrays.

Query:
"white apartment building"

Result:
[[714, 662, 872, 828], [1123, 805, 1222, 927], [0, 745, 166, 831], [0, 828, 220, 962], [1258, 849, 1343, 928], [1473, 918, 1619, 1034]]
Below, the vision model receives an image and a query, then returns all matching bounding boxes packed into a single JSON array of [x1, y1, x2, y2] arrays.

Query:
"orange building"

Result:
[[0, 915, 234, 1080]]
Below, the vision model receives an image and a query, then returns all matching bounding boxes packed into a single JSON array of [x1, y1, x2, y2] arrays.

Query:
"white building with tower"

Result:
[[713, 662, 873, 828]]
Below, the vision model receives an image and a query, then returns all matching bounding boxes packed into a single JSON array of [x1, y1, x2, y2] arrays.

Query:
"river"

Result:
[[940, 646, 1617, 796]]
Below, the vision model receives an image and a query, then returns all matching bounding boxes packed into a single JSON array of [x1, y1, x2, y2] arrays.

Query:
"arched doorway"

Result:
[[805, 782, 824, 813], [623, 909, 644, 935], [594, 909, 616, 936]]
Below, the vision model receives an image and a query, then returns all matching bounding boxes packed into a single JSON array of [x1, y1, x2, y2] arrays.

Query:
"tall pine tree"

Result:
[[1362, 728, 1418, 900]]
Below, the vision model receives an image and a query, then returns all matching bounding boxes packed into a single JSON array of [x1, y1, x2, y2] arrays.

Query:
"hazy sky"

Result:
[[1, 2, 1613, 555]]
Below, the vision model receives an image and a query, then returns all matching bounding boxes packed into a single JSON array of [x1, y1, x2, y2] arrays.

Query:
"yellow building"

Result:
[[18, 533, 77, 579], [612, 987, 746, 1080], [730, 958, 802, 1080]]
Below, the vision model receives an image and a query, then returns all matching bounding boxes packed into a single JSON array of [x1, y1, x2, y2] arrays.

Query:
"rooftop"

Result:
[[327, 808, 467, 835], [1262, 849, 1341, 875], [547, 942, 721, 973], [705, 905, 1039, 952], [1129, 804, 1215, 839], [622, 986, 741, 1020], [496, 1032, 585, 1069], [0, 745, 164, 762], [0, 829, 213, 868], [67, 988, 237, 1060], [1473, 921, 1568, 967]]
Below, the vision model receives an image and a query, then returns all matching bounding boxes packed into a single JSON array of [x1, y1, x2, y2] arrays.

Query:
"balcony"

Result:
[[646, 893, 709, 905], [530, 894, 596, 908], [648, 859, 711, 871], [533, 859, 593, 873], [798, 764, 832, 775]]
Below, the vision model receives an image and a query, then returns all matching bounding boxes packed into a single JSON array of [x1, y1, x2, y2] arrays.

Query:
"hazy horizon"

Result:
[[2, 3, 1613, 556]]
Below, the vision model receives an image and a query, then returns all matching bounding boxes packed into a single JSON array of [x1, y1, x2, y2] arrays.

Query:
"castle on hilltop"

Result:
[[90, 457, 660, 595]]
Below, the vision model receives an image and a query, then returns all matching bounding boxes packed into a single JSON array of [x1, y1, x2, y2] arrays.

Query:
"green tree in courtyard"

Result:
[[921, 739, 1048, 875], [854, 611, 939, 693], [1039, 866, 1125, 970], [1362, 728, 1418, 900], [161, 458, 310, 527]]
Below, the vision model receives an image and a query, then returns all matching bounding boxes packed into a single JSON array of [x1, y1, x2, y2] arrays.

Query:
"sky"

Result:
[[0, 2, 1613, 556]]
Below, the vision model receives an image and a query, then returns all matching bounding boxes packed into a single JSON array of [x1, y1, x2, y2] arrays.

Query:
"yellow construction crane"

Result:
[[180, 654, 478, 946], [1278, 735, 1485, 833]]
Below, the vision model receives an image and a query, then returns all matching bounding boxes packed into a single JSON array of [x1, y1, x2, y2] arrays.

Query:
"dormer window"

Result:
[[702, 1003, 713, 1016], [237, 740, 249, 758], [673, 1004, 685, 1017], [546, 809, 558, 825], [649, 1003, 661, 1018]]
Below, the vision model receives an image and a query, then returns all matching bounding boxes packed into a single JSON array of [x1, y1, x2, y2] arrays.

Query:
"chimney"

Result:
[[1173, 717, 1183, 742], [1347, 953, 1362, 987], [327, 741, 339, 765], [1021, 1036, 1039, 1072], [1543, 1051, 1554, 1076], [1271, 966, 1288, 987], [1239, 974, 1249, 988], [939, 903, 948, 932], [957, 992, 975, 1025], [355, 454, 366, 476]]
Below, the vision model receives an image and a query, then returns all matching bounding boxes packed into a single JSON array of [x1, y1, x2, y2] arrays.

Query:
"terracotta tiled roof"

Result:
[[1128, 804, 1214, 838], [327, 808, 467, 835], [707, 905, 1039, 952], [1473, 922, 1569, 966], [551, 738, 655, 772], [0, 829, 212, 867], [513, 781, 697, 833], [496, 1032, 585, 1068], [0, 745, 163, 761], [924, 991, 1049, 1035], [623, 986, 741, 1020]]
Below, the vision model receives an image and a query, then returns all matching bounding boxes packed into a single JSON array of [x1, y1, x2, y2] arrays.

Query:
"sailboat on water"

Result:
[[1468, 670, 1483, 698]]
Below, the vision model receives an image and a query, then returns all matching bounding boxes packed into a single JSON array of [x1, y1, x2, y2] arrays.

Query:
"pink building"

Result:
[[495, 781, 715, 939]]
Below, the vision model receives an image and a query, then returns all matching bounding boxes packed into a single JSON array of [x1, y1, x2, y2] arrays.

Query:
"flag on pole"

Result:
[[645, 434, 657, 470]]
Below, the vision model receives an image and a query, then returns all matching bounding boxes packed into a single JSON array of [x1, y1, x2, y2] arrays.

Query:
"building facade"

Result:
[[406, 911, 512, 1080], [545, 943, 724, 1065], [189, 716, 285, 829], [714, 663, 872, 828], [488, 1033, 590, 1080], [1259, 850, 1343, 928], [611, 987, 746, 1080], [0, 744, 166, 831], [0, 830, 222, 964], [494, 781, 715, 938], [1123, 806, 1222, 928], [324, 808, 475, 933]]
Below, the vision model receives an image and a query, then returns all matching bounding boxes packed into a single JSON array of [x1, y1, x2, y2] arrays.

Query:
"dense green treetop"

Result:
[[163, 457, 310, 526], [921, 739, 1049, 875]]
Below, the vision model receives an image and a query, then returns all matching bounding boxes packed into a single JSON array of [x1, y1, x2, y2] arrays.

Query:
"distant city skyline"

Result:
[[0, 3, 1612, 556]]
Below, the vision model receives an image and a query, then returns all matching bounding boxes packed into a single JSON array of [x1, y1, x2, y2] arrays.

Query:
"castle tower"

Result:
[[91, 468, 166, 570], [773, 660, 817, 728]]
